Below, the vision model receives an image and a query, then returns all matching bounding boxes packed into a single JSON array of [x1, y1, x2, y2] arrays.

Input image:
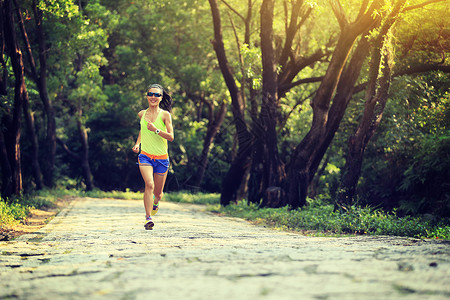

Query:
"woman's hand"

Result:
[[132, 144, 140, 153], [147, 122, 157, 132]]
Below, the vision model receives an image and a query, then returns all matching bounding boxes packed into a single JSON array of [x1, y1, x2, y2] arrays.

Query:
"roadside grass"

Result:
[[165, 191, 221, 205], [1, 189, 448, 240], [0, 188, 63, 230], [0, 201, 29, 229], [219, 200, 450, 240], [82, 189, 142, 200]]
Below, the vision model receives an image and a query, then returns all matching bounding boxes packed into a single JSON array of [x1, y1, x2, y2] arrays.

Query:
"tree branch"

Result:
[[394, 64, 450, 76], [279, 76, 323, 94], [56, 138, 81, 161], [329, 0, 348, 29], [402, 0, 445, 12], [219, 0, 245, 21], [356, 0, 370, 20]]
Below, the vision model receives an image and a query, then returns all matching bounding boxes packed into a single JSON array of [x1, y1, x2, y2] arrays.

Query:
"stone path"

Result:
[[1, 197, 449, 299]]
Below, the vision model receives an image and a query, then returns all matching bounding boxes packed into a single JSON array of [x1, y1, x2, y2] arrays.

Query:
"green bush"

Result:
[[0, 200, 29, 229], [165, 191, 220, 205], [220, 200, 449, 239], [0, 189, 64, 230], [83, 188, 142, 200], [356, 73, 450, 216]]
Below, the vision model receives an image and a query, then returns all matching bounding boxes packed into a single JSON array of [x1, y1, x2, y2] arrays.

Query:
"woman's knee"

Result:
[[154, 191, 164, 200], [144, 181, 155, 190]]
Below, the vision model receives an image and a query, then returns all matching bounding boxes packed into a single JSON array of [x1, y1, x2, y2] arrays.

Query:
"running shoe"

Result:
[[151, 202, 159, 216], [144, 216, 154, 230]]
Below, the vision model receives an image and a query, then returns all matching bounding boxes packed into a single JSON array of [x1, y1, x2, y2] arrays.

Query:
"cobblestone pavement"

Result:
[[1, 197, 449, 300]]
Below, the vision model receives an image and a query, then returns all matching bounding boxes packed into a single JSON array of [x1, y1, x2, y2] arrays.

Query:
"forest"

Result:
[[1, 0, 449, 220]]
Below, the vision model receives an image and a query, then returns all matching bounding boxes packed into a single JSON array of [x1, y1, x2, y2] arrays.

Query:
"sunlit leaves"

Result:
[[394, 0, 449, 69], [239, 44, 262, 89], [37, 0, 79, 19]]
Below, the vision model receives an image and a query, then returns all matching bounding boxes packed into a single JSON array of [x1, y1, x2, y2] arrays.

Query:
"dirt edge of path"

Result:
[[0, 196, 74, 241]]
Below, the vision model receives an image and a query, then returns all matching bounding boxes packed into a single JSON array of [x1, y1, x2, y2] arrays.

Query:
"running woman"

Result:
[[132, 84, 174, 230]]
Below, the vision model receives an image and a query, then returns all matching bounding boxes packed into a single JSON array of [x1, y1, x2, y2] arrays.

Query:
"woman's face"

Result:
[[147, 88, 163, 107]]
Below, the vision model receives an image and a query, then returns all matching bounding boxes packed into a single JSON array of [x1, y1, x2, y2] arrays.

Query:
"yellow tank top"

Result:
[[140, 109, 168, 155]]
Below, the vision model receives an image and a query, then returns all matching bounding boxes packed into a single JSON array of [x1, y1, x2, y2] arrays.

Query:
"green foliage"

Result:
[[86, 84, 141, 191], [37, 0, 79, 19], [165, 191, 220, 205], [394, 0, 449, 71], [0, 190, 59, 229], [398, 133, 450, 216], [355, 72, 450, 216], [219, 200, 450, 239], [0, 201, 29, 228], [82, 189, 142, 200]]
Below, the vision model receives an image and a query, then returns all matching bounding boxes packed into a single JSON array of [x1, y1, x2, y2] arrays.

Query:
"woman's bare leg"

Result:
[[153, 172, 168, 204], [139, 165, 155, 218]]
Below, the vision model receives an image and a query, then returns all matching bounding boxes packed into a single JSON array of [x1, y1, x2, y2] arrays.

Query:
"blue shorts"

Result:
[[137, 152, 170, 175]]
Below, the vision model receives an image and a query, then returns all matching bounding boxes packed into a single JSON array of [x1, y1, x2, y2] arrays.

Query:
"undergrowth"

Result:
[[160, 192, 449, 239], [82, 189, 142, 200], [0, 190, 58, 230], [165, 191, 220, 205], [219, 200, 449, 240]]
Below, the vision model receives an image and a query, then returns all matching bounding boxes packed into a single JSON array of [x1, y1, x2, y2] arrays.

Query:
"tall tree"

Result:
[[337, 0, 450, 209], [0, 0, 12, 196], [1, 0, 26, 196], [247, 0, 286, 207], [287, 1, 383, 208], [209, 0, 254, 205], [14, 0, 57, 187], [13, 0, 44, 190]]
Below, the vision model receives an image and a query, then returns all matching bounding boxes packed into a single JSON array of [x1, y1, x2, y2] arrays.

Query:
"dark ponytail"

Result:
[[148, 83, 173, 112]]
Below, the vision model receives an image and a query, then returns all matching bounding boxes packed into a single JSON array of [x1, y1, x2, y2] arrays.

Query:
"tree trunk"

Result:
[[0, 126, 13, 197], [76, 109, 94, 191], [10, 0, 50, 191], [31, 0, 56, 187], [249, 0, 286, 207], [0, 2, 11, 197], [22, 84, 43, 190], [303, 35, 372, 198], [247, 0, 276, 205], [14, 0, 57, 188], [3, 0, 24, 196], [209, 0, 253, 206], [337, 54, 391, 209], [247, 127, 265, 204], [309, 154, 330, 199], [288, 34, 368, 209]]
